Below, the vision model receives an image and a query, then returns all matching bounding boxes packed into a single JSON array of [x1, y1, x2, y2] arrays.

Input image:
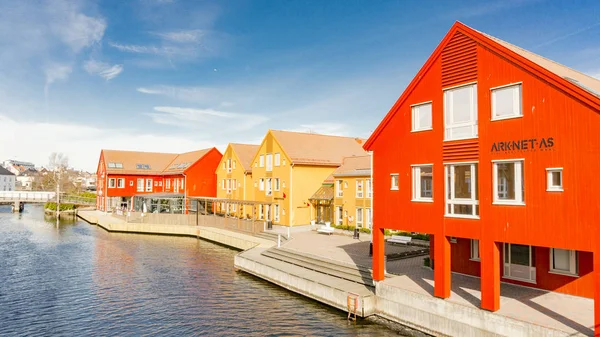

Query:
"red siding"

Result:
[[105, 175, 167, 197], [185, 148, 221, 198]]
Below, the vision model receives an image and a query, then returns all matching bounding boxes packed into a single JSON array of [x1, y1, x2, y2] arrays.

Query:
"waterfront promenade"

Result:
[[78, 211, 594, 336]]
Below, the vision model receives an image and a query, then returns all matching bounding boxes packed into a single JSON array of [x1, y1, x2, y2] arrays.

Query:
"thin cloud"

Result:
[[44, 64, 72, 85], [284, 123, 351, 136], [147, 106, 269, 131], [84, 59, 123, 80], [534, 21, 600, 49], [154, 29, 206, 43]]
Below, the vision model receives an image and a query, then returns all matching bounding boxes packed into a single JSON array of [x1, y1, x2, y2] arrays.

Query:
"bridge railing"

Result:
[[0, 191, 56, 201], [59, 194, 96, 205]]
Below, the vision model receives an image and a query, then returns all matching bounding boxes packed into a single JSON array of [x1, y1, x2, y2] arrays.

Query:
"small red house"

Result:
[[96, 148, 222, 212], [364, 22, 600, 333]]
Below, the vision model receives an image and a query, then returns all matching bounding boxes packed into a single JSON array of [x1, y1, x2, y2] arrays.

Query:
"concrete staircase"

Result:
[[261, 247, 374, 286], [254, 231, 288, 243]]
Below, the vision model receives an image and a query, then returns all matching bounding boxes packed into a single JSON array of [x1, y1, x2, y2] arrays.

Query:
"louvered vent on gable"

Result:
[[441, 31, 478, 88]]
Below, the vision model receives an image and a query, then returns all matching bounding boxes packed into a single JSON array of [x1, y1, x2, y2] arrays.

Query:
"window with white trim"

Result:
[[232, 204, 237, 212], [336, 180, 343, 197], [137, 179, 144, 192], [266, 178, 272, 196], [174, 179, 179, 191], [226, 179, 231, 194], [390, 174, 399, 190], [356, 208, 363, 227], [547, 168, 563, 192], [117, 178, 125, 188], [412, 102, 433, 131], [130, 181, 133, 187], [146, 179, 153, 192], [259, 204, 264, 220], [259, 155, 265, 168], [266, 154, 273, 172], [445, 163, 478, 217], [232, 179, 237, 190], [493, 160, 524, 204], [366, 179, 372, 198], [470, 239, 480, 261], [274, 178, 280, 191], [221, 179, 225, 190], [274, 204, 280, 222], [412, 165, 433, 201], [444, 83, 478, 140], [227, 159, 232, 173], [233, 160, 236, 169], [492, 84, 522, 120], [366, 208, 372, 229], [108, 178, 116, 188], [274, 153, 281, 166], [550, 248, 578, 276], [356, 180, 364, 198], [166, 179, 171, 189], [259, 178, 264, 191]]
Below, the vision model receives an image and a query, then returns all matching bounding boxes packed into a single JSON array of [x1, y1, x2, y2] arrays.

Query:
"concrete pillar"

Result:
[[434, 235, 451, 299], [481, 240, 501, 312], [13, 201, 20, 212], [594, 251, 600, 336], [372, 226, 385, 281]]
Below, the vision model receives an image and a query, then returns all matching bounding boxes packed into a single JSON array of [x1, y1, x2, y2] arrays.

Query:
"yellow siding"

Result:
[[216, 145, 254, 217], [333, 175, 373, 228], [291, 165, 337, 226]]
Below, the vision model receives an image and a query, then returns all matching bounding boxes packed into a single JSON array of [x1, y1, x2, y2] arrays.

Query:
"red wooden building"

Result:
[[96, 148, 222, 212], [364, 22, 600, 333]]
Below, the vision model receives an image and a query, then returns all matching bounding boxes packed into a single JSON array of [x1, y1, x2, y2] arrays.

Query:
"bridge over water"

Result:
[[0, 191, 96, 212]]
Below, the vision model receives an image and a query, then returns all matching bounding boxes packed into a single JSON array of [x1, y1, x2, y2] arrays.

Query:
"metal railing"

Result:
[[0, 191, 96, 205]]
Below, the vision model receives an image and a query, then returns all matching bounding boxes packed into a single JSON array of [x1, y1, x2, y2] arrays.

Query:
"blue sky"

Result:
[[1, 0, 599, 171]]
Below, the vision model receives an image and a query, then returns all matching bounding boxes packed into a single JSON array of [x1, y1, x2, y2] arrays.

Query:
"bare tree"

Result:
[[48, 153, 69, 226]]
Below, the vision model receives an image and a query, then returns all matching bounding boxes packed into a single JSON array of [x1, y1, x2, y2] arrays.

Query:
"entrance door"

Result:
[[504, 243, 536, 282], [336, 206, 343, 225]]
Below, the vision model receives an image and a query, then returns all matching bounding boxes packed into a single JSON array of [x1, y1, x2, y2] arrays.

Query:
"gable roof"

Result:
[[230, 143, 260, 172], [332, 155, 372, 177], [270, 130, 368, 166], [102, 148, 215, 175], [364, 21, 600, 150], [0, 166, 14, 176]]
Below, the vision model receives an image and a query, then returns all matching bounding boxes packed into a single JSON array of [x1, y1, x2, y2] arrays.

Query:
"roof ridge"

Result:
[[272, 129, 364, 140]]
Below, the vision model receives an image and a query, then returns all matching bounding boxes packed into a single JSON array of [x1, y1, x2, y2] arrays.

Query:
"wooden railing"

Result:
[[125, 212, 265, 234]]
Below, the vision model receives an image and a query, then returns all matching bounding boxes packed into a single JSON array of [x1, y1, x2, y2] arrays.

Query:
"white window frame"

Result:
[[137, 178, 144, 192], [356, 179, 364, 198], [491, 83, 522, 121], [546, 168, 563, 192], [336, 180, 343, 197], [411, 101, 433, 132], [549, 248, 578, 277], [411, 164, 433, 202], [445, 162, 479, 218], [366, 179, 372, 198], [356, 208, 363, 227], [221, 179, 225, 190], [233, 179, 237, 190], [266, 178, 272, 196], [274, 178, 280, 191], [274, 204, 280, 222], [166, 179, 171, 189], [390, 174, 399, 191], [366, 208, 372, 229], [227, 159, 232, 173], [146, 179, 153, 192], [108, 178, 116, 188], [117, 178, 125, 188], [274, 153, 281, 166], [492, 159, 525, 205], [259, 204, 264, 220], [259, 155, 265, 168], [266, 154, 273, 172], [259, 178, 264, 191], [470, 239, 480, 261], [336, 206, 343, 225], [130, 181, 134, 187], [444, 83, 478, 141], [233, 160, 236, 169], [174, 179, 179, 191]]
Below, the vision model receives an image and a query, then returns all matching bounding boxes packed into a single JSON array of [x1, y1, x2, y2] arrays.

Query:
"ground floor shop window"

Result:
[[550, 248, 578, 276], [503, 243, 536, 283], [470, 239, 479, 261]]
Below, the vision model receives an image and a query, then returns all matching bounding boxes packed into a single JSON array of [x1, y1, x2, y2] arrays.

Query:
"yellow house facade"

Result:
[[250, 130, 368, 228], [215, 143, 259, 217], [332, 155, 373, 229]]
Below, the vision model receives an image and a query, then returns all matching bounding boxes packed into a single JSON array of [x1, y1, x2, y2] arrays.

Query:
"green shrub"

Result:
[[384, 229, 392, 236], [77, 192, 97, 199], [44, 202, 76, 211], [359, 227, 371, 234]]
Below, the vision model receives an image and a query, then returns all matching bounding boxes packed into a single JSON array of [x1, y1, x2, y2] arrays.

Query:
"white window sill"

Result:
[[356, 195, 364, 198], [491, 115, 523, 122], [411, 199, 434, 203], [443, 136, 478, 142], [492, 201, 525, 206], [470, 258, 480, 262], [502, 276, 537, 284], [390, 187, 399, 191], [548, 270, 579, 278], [546, 188, 563, 192], [444, 214, 480, 220], [411, 128, 433, 133]]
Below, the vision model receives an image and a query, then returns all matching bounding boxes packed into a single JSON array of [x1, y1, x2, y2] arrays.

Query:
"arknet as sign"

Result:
[[490, 137, 555, 153]]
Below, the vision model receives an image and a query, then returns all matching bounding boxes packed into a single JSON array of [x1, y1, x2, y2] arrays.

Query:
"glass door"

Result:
[[504, 243, 536, 282]]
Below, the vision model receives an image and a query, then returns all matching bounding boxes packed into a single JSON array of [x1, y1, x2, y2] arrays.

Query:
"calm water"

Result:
[[0, 205, 398, 336]]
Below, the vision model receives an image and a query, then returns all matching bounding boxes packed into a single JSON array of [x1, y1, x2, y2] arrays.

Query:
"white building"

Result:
[[0, 166, 16, 191]]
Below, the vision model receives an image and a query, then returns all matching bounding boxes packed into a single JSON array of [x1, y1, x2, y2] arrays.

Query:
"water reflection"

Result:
[[0, 205, 398, 336]]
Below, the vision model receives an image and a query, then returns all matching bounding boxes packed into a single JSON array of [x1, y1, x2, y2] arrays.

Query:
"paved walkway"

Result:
[[285, 231, 594, 336]]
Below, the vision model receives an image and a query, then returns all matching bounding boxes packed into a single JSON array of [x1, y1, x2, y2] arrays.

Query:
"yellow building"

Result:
[[249, 130, 368, 228], [215, 143, 260, 217], [331, 155, 373, 229]]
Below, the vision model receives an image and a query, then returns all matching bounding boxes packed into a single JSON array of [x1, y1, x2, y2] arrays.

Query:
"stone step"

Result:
[[254, 231, 288, 242], [262, 248, 374, 286]]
